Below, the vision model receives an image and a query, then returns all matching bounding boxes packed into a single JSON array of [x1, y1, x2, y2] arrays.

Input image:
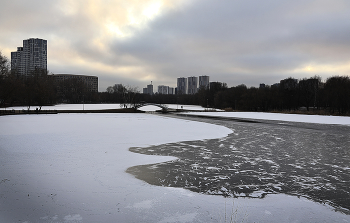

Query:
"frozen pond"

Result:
[[129, 114, 350, 212], [0, 112, 349, 222]]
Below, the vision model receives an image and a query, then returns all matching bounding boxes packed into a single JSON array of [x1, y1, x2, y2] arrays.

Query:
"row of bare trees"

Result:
[[2, 50, 349, 114], [55, 78, 99, 104], [102, 83, 203, 108], [103, 76, 350, 115], [0, 52, 55, 109], [197, 76, 350, 115], [0, 52, 99, 108], [103, 84, 141, 108]]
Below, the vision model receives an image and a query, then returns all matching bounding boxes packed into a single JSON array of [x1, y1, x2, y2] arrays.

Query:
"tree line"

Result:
[[197, 76, 350, 115], [104, 76, 350, 115], [1, 51, 350, 114], [103, 76, 350, 115], [0, 52, 99, 108], [1, 52, 54, 109]]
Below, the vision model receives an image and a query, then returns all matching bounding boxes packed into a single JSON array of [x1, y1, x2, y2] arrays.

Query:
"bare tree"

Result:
[[120, 85, 140, 108], [0, 51, 10, 77], [106, 86, 114, 94], [0, 51, 20, 107]]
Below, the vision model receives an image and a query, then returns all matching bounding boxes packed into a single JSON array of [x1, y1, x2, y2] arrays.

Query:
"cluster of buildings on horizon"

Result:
[[10, 38, 212, 95], [142, 76, 210, 95], [11, 38, 313, 95]]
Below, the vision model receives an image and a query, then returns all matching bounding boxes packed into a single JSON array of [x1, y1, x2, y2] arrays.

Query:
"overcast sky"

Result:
[[1, 0, 350, 92]]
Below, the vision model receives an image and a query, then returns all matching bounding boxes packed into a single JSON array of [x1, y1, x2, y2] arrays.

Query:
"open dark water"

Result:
[[127, 114, 350, 213]]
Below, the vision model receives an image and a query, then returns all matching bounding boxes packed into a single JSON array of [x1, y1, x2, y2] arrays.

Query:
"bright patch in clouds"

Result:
[[143, 1, 162, 19], [49, 0, 183, 88], [102, 1, 168, 38], [293, 62, 350, 77], [106, 22, 130, 38]]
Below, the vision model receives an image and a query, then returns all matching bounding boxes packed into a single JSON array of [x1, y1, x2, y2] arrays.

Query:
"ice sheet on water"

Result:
[[1, 111, 350, 222], [157, 213, 197, 223], [129, 200, 154, 209], [63, 214, 83, 221], [0, 113, 232, 222], [187, 111, 350, 125], [127, 115, 350, 213]]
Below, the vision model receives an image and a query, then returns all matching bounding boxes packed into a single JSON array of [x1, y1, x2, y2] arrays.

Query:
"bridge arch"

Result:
[[134, 103, 168, 112]]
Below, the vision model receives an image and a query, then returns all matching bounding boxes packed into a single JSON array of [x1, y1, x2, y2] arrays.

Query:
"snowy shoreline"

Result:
[[185, 111, 350, 126], [0, 103, 215, 111], [2, 103, 350, 126]]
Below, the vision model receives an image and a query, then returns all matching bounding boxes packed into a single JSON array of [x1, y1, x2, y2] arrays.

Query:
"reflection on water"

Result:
[[127, 116, 350, 213]]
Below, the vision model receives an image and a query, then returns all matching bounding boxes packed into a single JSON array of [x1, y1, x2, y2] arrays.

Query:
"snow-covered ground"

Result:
[[139, 104, 215, 111], [0, 109, 349, 222], [0, 103, 214, 111], [0, 104, 123, 111], [187, 111, 350, 126], [3, 104, 349, 125]]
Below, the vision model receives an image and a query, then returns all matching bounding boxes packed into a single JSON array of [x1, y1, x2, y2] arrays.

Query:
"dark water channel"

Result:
[[126, 114, 350, 213]]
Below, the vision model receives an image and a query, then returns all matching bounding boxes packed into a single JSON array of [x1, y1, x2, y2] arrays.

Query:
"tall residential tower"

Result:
[[11, 38, 47, 76], [199, 75, 210, 89], [158, 85, 169, 94], [187, 76, 198, 94], [177, 77, 187, 94]]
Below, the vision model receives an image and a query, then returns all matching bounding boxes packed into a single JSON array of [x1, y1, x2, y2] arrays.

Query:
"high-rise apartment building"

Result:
[[11, 38, 47, 76], [168, 87, 174, 95], [158, 85, 169, 94], [142, 82, 154, 94], [147, 82, 154, 95], [199, 75, 210, 89], [11, 47, 24, 75], [177, 77, 187, 94], [187, 76, 198, 94]]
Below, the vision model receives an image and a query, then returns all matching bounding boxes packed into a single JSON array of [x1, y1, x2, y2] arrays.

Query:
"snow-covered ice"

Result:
[[187, 111, 350, 125], [0, 109, 349, 222], [0, 113, 232, 222]]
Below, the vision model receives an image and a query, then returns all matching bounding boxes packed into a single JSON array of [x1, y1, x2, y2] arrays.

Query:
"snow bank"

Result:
[[1, 103, 220, 111], [0, 104, 122, 110], [187, 111, 350, 125]]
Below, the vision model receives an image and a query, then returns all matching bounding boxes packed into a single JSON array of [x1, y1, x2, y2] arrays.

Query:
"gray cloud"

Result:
[[1, 0, 350, 91], [109, 0, 350, 87]]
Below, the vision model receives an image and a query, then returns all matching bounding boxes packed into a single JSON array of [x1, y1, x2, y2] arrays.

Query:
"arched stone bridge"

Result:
[[133, 103, 169, 112]]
